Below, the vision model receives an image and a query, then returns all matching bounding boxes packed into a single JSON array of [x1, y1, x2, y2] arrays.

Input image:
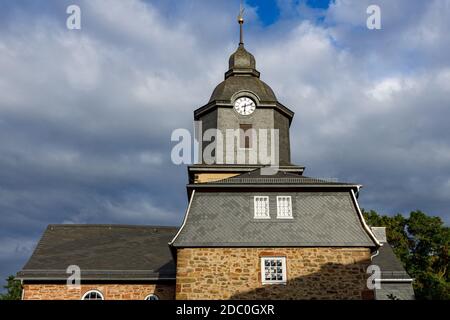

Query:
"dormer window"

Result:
[[277, 196, 292, 219], [254, 196, 270, 219]]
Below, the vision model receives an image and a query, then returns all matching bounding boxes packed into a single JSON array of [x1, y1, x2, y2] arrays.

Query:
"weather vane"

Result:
[[238, 0, 245, 45]]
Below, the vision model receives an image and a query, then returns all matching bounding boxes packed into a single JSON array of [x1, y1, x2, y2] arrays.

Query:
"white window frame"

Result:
[[261, 257, 287, 284], [144, 294, 159, 300], [253, 196, 270, 219], [81, 290, 104, 300], [276, 196, 293, 219]]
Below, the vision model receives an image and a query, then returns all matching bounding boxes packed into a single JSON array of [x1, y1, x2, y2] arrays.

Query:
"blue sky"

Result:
[[0, 0, 450, 292], [245, 0, 332, 25]]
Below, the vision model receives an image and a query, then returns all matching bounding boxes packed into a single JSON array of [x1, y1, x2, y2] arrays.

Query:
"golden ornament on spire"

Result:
[[238, 0, 245, 45]]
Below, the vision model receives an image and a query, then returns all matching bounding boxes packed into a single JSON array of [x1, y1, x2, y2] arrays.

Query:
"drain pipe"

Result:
[[20, 279, 24, 300]]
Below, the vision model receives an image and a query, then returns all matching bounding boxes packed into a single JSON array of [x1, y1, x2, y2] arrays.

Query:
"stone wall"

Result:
[[22, 283, 175, 300], [176, 247, 373, 300]]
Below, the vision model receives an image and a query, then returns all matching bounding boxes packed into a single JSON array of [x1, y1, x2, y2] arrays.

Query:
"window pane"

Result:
[[277, 196, 292, 218], [83, 290, 103, 300], [262, 257, 286, 284], [254, 196, 269, 218]]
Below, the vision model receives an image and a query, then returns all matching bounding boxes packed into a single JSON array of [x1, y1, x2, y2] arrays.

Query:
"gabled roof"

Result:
[[171, 190, 377, 247], [17, 225, 178, 281]]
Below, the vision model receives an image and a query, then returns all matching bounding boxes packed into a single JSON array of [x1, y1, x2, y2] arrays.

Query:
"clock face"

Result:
[[234, 97, 256, 115]]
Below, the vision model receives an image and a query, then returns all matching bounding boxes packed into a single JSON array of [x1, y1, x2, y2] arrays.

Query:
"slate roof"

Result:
[[209, 43, 277, 103], [375, 282, 415, 300], [200, 168, 358, 186], [372, 243, 412, 280], [17, 225, 178, 281], [228, 44, 257, 75], [209, 75, 277, 103], [372, 243, 415, 300], [171, 191, 378, 247]]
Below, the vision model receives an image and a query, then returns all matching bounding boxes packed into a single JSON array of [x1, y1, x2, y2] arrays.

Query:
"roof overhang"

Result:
[[16, 270, 176, 282], [172, 243, 378, 248], [185, 184, 364, 209], [187, 164, 306, 184], [188, 183, 362, 189], [194, 101, 294, 124]]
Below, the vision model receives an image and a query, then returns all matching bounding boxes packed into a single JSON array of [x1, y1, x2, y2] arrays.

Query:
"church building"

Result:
[[16, 13, 413, 300]]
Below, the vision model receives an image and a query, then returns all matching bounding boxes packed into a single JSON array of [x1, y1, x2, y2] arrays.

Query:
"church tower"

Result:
[[190, 9, 303, 184], [171, 8, 380, 300]]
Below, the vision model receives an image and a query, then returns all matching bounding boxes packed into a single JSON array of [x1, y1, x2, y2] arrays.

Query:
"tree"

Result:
[[363, 209, 450, 300], [0, 275, 22, 300]]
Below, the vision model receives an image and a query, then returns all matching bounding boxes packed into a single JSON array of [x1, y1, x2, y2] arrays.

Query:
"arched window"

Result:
[[144, 294, 159, 300], [82, 290, 104, 300]]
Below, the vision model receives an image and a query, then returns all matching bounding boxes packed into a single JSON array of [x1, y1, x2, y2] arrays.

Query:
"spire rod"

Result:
[[238, 0, 244, 45]]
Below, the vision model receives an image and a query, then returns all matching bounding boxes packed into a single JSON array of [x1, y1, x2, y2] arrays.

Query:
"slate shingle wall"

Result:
[[375, 283, 415, 300], [173, 191, 376, 247]]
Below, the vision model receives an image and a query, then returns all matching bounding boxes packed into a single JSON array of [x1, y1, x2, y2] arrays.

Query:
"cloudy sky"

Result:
[[0, 0, 449, 290]]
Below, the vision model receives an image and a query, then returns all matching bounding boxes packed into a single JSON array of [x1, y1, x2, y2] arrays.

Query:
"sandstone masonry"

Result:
[[176, 247, 373, 300], [23, 283, 175, 300]]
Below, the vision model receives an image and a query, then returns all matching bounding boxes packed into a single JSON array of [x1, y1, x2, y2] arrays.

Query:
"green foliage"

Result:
[[0, 275, 22, 300], [363, 209, 450, 300]]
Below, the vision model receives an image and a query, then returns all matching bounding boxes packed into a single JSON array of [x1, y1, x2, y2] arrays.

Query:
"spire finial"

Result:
[[238, 0, 245, 45]]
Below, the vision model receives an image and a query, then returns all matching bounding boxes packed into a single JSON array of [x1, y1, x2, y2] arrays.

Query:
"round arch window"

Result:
[[82, 290, 104, 300], [144, 294, 159, 300]]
